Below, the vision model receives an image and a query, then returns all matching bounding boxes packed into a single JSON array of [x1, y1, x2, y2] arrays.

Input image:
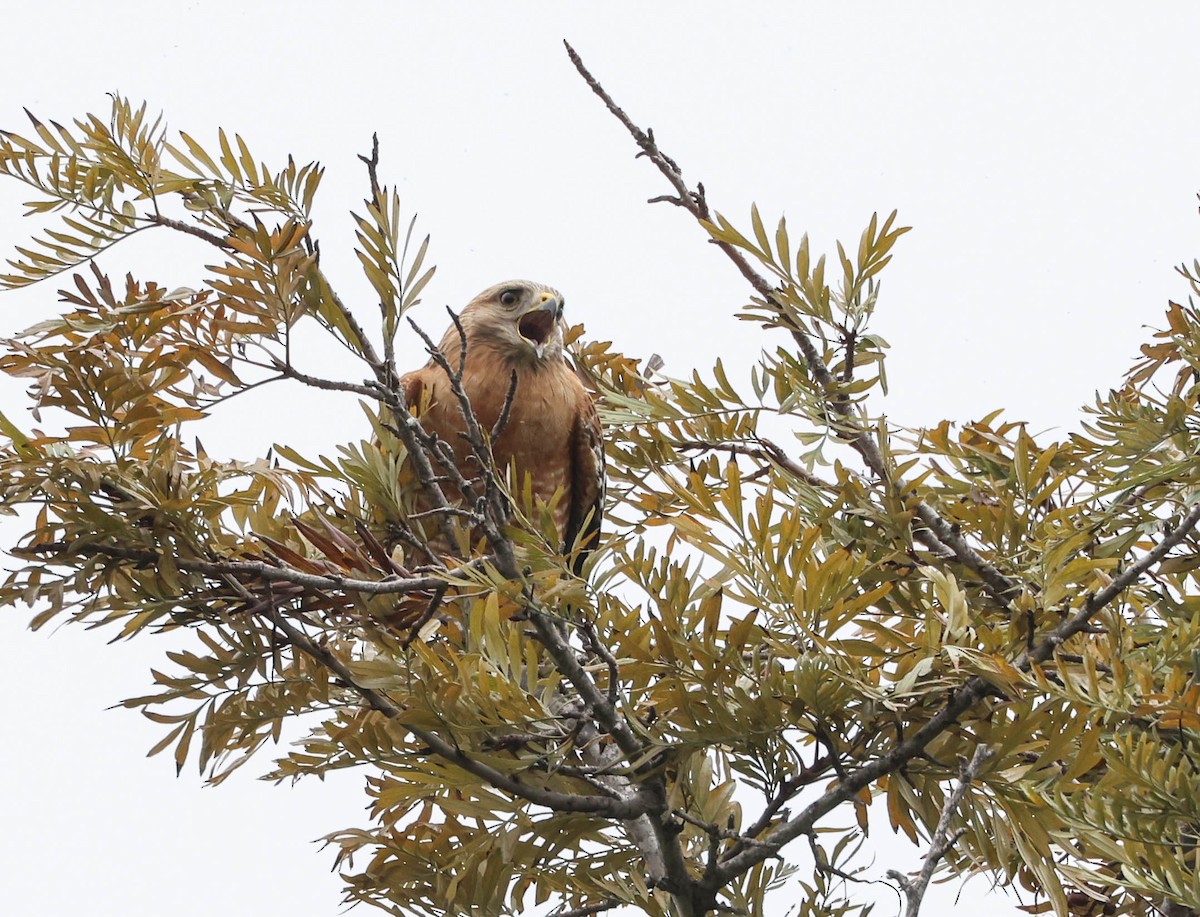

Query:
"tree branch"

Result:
[[407, 316, 509, 545], [531, 604, 695, 907], [270, 357, 382, 398], [556, 900, 621, 917], [148, 213, 233, 249], [887, 745, 993, 917], [19, 539, 483, 596], [564, 40, 1023, 610], [675, 437, 835, 492]]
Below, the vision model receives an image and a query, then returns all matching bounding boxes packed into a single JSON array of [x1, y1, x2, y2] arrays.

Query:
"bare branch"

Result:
[[675, 438, 835, 492], [19, 539, 481, 596], [399, 584, 447, 650], [724, 755, 836, 864], [148, 213, 233, 250], [270, 357, 381, 398], [357, 132, 382, 203], [839, 326, 858, 386], [887, 745, 993, 917], [490, 369, 519, 441], [565, 40, 1024, 610], [555, 901, 621, 917], [578, 618, 621, 707], [377, 381, 462, 555], [527, 601, 643, 762]]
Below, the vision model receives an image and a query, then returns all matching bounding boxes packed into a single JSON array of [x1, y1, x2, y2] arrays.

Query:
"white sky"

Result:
[[2, 2, 1199, 915]]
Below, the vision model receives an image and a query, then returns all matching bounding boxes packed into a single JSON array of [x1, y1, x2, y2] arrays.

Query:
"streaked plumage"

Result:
[[400, 280, 603, 571]]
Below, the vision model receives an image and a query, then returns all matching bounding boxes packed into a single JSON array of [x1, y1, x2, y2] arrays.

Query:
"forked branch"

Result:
[[564, 40, 1021, 609]]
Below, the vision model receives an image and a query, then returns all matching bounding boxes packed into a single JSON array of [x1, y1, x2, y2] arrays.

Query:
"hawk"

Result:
[[400, 280, 604, 573]]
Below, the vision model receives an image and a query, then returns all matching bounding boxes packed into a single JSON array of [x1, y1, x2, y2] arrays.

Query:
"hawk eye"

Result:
[[500, 289, 521, 307]]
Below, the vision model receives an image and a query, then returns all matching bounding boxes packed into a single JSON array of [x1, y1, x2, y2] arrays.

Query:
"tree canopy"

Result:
[[2, 45, 1200, 917]]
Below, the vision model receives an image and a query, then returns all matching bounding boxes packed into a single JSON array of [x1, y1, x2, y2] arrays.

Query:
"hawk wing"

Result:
[[396, 298, 603, 576], [564, 386, 604, 576]]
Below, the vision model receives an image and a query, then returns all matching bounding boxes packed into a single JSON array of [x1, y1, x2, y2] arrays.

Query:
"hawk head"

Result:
[[454, 280, 566, 366]]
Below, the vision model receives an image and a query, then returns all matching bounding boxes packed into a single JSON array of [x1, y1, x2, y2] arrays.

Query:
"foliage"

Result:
[[3, 69, 1200, 917]]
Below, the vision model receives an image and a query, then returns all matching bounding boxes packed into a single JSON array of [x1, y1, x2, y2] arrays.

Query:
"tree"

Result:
[[2, 43, 1200, 917]]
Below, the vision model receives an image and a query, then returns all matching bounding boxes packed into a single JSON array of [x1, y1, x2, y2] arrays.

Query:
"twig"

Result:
[[148, 214, 233, 250], [447, 306, 468, 382], [723, 754, 835, 863], [406, 505, 481, 523], [378, 381, 462, 555], [383, 516, 444, 570], [490, 369, 519, 441], [357, 132, 382, 203], [176, 189, 253, 234], [675, 438, 834, 491], [270, 357, 381, 398], [20, 538, 484, 596], [399, 584, 447, 650], [556, 901, 621, 917], [887, 746, 992, 917], [840, 326, 858, 386], [674, 809, 777, 851], [579, 618, 621, 706]]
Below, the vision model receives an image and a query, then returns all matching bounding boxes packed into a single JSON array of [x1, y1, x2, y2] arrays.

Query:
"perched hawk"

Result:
[[400, 280, 604, 572]]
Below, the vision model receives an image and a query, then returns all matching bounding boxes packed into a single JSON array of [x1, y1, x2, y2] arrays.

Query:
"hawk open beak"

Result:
[[518, 294, 562, 358]]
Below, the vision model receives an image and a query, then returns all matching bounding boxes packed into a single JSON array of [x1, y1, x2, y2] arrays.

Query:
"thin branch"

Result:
[[527, 599, 644, 762], [1049, 500, 1200, 654], [555, 901, 621, 917], [448, 306, 468, 382], [382, 515, 445, 570], [20, 539, 483, 596], [674, 808, 777, 852], [176, 190, 253, 233], [357, 132, 382, 203], [887, 745, 993, 917], [377, 382, 462, 555], [675, 438, 835, 491], [565, 40, 1023, 610], [490, 369, 519, 441], [839, 326, 858, 386], [399, 584, 447, 650], [406, 505, 481, 523], [724, 754, 836, 863], [270, 357, 381, 398], [579, 618, 621, 707], [148, 213, 233, 250], [911, 502, 1021, 603]]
